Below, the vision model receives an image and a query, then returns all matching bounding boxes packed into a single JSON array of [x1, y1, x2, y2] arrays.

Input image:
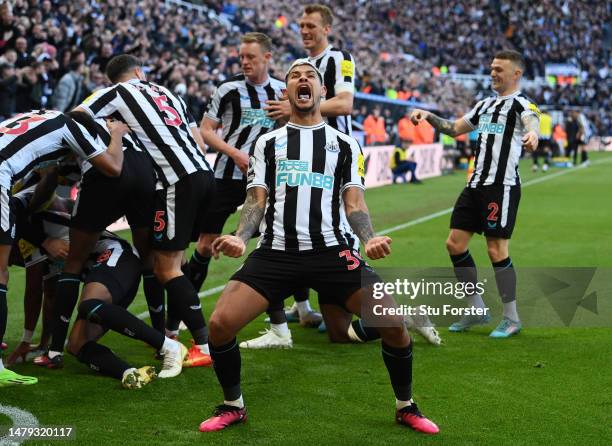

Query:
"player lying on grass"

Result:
[[198, 60, 439, 435], [65, 229, 187, 388]]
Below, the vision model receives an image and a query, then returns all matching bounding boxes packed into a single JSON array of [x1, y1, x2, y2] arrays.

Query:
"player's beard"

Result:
[[292, 95, 319, 114]]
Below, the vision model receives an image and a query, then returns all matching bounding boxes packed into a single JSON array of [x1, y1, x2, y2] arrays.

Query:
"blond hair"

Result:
[[240, 32, 272, 53]]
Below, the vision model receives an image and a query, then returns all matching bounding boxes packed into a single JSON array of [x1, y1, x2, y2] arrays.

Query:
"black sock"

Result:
[[581, 150, 588, 163], [0, 285, 7, 345], [450, 250, 478, 292], [49, 273, 81, 352], [164, 275, 207, 345], [210, 338, 241, 401], [492, 257, 516, 303], [351, 319, 380, 342], [78, 299, 164, 350], [293, 288, 309, 302], [166, 294, 181, 333], [187, 250, 211, 292], [76, 341, 131, 380], [268, 309, 287, 324], [381, 341, 413, 401], [142, 270, 165, 334]]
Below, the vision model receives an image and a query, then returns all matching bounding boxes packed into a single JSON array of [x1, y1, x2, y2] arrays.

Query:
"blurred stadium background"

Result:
[[0, 0, 610, 444]]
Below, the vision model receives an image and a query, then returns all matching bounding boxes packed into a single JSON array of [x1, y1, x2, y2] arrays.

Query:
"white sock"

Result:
[[48, 350, 62, 359], [21, 329, 34, 344], [197, 343, 209, 355], [296, 300, 312, 318], [224, 395, 244, 408], [347, 324, 364, 343], [122, 367, 137, 380], [396, 398, 414, 410], [503, 300, 519, 322], [165, 329, 179, 338], [162, 336, 178, 353], [271, 323, 290, 337], [0, 357, 4, 370], [468, 294, 485, 309]]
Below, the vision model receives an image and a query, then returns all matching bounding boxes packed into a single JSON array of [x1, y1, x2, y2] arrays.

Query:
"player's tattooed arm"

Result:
[[344, 187, 392, 260], [235, 187, 267, 244], [343, 187, 375, 243], [522, 114, 540, 134], [409, 109, 472, 136], [521, 114, 540, 152]]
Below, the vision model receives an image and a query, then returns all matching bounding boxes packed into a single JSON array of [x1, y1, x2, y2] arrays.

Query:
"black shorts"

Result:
[[450, 185, 521, 239], [0, 186, 16, 245], [231, 245, 381, 309], [152, 170, 216, 251], [200, 179, 246, 234], [72, 149, 156, 232], [84, 240, 141, 307]]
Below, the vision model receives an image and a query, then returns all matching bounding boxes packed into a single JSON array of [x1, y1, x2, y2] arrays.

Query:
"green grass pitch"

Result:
[[1, 153, 611, 445]]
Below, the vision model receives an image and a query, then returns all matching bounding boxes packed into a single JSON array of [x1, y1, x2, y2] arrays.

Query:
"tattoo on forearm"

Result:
[[523, 114, 540, 134], [426, 113, 456, 136], [347, 210, 375, 244], [236, 190, 265, 244]]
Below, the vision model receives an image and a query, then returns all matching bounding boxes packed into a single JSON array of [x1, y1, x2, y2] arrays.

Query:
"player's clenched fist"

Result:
[[409, 109, 430, 125], [212, 235, 246, 259], [106, 119, 130, 137], [365, 236, 392, 260], [521, 131, 538, 152]]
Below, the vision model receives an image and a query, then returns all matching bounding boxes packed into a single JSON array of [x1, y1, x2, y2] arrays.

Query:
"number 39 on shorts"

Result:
[[339, 249, 366, 271]]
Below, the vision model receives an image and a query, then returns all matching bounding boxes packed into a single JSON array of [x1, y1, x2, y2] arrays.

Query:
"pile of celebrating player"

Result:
[[0, 3, 542, 437]]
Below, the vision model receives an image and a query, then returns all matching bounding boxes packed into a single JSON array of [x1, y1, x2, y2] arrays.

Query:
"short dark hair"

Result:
[[241, 32, 272, 53], [66, 110, 99, 138], [494, 50, 525, 71], [304, 4, 334, 26], [105, 54, 141, 83]]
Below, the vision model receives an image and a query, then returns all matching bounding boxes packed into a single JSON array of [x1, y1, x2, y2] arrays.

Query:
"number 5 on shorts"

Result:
[[154, 210, 166, 232]]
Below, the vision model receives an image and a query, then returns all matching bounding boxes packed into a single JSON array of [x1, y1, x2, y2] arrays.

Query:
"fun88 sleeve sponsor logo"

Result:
[[276, 159, 334, 190], [241, 108, 275, 128], [478, 114, 505, 135]]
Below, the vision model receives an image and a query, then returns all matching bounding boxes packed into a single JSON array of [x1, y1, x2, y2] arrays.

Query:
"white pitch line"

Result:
[[0, 404, 39, 446], [136, 158, 611, 315]]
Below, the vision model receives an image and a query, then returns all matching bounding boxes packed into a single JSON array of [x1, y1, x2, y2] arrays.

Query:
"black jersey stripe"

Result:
[[128, 128, 167, 185], [494, 99, 520, 185], [116, 86, 187, 185], [283, 127, 300, 251], [246, 83, 261, 109], [308, 126, 327, 249], [261, 137, 277, 248], [87, 88, 118, 115], [332, 136, 351, 244], [223, 125, 252, 178], [323, 57, 338, 131], [476, 100, 505, 187], [220, 90, 241, 143], [65, 119, 100, 156]]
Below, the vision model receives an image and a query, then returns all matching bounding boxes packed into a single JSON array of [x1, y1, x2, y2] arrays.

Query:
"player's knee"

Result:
[[445, 236, 463, 255], [208, 312, 236, 344], [78, 298, 105, 323], [378, 324, 410, 344], [0, 266, 9, 285], [487, 245, 506, 262], [197, 235, 217, 257]]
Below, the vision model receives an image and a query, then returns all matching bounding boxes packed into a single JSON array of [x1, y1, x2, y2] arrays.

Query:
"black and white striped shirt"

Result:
[[308, 45, 356, 136], [0, 110, 105, 189], [463, 91, 539, 187], [79, 79, 210, 188], [247, 121, 365, 252], [206, 74, 285, 181]]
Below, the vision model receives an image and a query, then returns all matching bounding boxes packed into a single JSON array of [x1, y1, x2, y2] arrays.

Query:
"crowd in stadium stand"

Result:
[[0, 0, 609, 135]]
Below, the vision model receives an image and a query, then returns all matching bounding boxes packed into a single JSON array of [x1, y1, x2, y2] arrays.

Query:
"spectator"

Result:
[[363, 107, 388, 145], [0, 62, 18, 120], [390, 140, 421, 184], [51, 50, 85, 112]]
